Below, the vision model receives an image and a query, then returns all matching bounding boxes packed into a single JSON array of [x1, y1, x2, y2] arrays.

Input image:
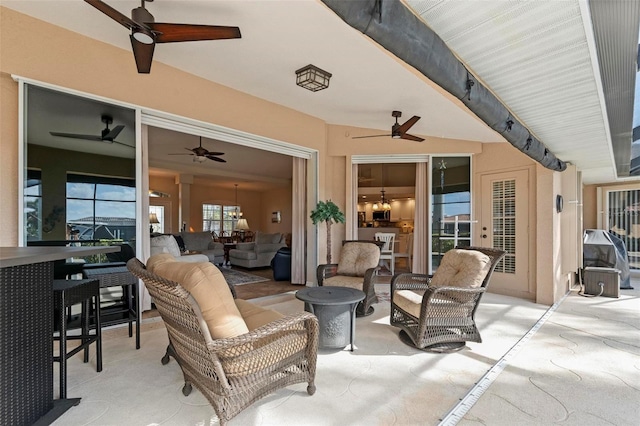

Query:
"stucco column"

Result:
[[176, 174, 193, 231], [536, 165, 564, 305]]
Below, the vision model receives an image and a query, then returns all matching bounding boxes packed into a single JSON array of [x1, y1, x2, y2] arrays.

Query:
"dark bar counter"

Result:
[[0, 246, 118, 425]]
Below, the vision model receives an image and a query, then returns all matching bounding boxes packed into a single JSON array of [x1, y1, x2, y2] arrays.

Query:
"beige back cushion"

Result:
[[336, 242, 380, 276], [430, 249, 491, 289], [148, 254, 249, 339]]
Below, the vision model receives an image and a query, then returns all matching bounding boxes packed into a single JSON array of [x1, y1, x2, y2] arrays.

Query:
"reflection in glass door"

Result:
[[607, 189, 640, 270], [431, 157, 471, 270]]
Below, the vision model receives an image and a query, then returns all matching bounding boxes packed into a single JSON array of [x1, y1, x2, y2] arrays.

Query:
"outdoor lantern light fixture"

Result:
[[295, 64, 332, 92]]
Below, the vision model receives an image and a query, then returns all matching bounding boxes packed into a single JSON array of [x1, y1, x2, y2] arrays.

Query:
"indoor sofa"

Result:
[[228, 232, 287, 269]]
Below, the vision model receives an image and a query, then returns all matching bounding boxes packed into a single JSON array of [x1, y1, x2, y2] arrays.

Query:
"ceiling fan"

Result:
[[85, 0, 241, 73], [353, 111, 425, 142], [169, 137, 226, 163], [49, 114, 132, 148]]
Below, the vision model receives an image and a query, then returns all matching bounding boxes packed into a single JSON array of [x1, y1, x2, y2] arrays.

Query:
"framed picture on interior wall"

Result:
[[272, 211, 281, 223]]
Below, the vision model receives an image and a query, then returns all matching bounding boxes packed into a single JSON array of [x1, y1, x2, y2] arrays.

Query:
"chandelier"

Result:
[[231, 184, 243, 218], [372, 164, 391, 211], [372, 190, 391, 211]]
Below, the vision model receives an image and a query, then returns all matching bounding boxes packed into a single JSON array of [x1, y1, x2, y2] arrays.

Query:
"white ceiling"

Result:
[[4, 0, 638, 184]]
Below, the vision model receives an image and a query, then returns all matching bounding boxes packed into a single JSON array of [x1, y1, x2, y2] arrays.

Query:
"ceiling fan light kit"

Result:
[[169, 136, 226, 163], [85, 0, 241, 74], [295, 64, 332, 92]]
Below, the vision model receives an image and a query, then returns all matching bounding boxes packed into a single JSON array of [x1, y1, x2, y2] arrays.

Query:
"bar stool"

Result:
[[53, 278, 102, 399], [83, 264, 140, 349]]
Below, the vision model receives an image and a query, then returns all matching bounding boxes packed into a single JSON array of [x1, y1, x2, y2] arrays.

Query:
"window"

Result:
[[431, 157, 471, 269], [492, 179, 516, 274], [203, 203, 239, 235], [24, 169, 42, 240], [66, 174, 136, 242]]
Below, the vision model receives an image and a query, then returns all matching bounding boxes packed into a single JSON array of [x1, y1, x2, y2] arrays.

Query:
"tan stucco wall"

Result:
[[259, 187, 293, 235], [148, 175, 293, 236], [0, 7, 325, 246], [583, 184, 599, 230], [0, 7, 579, 304]]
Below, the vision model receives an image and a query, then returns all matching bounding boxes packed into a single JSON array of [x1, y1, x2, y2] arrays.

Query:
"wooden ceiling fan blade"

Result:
[[84, 0, 139, 31], [352, 134, 392, 139], [130, 35, 155, 73], [206, 155, 227, 163], [149, 23, 241, 43], [396, 116, 421, 134], [50, 132, 103, 141], [168, 153, 194, 156], [206, 152, 225, 156], [104, 125, 124, 140], [401, 133, 425, 142]]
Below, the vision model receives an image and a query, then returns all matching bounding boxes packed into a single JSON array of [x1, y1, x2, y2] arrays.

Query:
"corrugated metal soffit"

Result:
[[321, 0, 567, 172]]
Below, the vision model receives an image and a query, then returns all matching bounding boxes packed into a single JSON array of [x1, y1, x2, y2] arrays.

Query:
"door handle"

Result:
[[482, 234, 487, 239]]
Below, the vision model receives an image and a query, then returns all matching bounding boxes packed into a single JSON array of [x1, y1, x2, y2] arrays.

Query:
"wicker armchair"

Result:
[[127, 257, 318, 425], [317, 240, 381, 317], [390, 246, 505, 352]]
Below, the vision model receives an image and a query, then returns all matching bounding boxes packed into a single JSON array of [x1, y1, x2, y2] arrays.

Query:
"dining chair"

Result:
[[375, 232, 396, 275], [394, 232, 413, 272]]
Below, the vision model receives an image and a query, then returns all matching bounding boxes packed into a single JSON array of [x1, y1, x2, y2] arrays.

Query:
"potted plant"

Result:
[[310, 200, 346, 264]]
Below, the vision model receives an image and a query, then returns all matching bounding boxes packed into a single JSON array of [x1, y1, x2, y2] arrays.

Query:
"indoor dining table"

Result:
[[0, 245, 119, 426]]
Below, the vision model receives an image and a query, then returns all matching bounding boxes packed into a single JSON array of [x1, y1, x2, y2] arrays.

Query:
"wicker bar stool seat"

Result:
[[53, 278, 102, 399], [83, 264, 140, 349]]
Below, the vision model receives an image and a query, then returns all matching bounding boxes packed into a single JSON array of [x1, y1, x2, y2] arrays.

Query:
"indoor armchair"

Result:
[[390, 246, 505, 352], [228, 231, 286, 268], [317, 240, 381, 316]]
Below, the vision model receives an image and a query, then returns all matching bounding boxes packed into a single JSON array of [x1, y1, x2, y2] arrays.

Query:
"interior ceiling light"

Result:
[[295, 64, 332, 92], [372, 164, 391, 211], [231, 183, 243, 218], [149, 189, 170, 198]]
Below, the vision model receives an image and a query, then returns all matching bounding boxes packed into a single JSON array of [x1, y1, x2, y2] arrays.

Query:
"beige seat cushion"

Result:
[[147, 254, 249, 339], [430, 249, 491, 289], [324, 275, 364, 290], [235, 299, 284, 331], [336, 242, 380, 276], [393, 289, 462, 319], [393, 289, 425, 318]]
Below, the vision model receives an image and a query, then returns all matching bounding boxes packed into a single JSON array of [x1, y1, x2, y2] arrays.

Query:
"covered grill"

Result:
[[583, 229, 632, 289]]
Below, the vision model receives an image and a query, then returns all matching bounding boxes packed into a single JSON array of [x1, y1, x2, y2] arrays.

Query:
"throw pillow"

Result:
[[150, 256, 249, 339], [173, 235, 186, 252], [150, 234, 181, 257], [430, 249, 491, 289], [336, 242, 380, 276]]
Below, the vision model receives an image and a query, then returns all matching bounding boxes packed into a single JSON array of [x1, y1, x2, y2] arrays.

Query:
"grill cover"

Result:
[[583, 229, 631, 289]]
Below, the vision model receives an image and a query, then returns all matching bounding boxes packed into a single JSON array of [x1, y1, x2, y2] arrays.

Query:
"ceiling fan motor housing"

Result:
[[132, 5, 154, 24]]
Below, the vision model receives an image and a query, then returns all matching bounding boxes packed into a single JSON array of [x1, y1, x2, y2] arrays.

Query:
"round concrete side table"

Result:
[[295, 286, 365, 351]]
